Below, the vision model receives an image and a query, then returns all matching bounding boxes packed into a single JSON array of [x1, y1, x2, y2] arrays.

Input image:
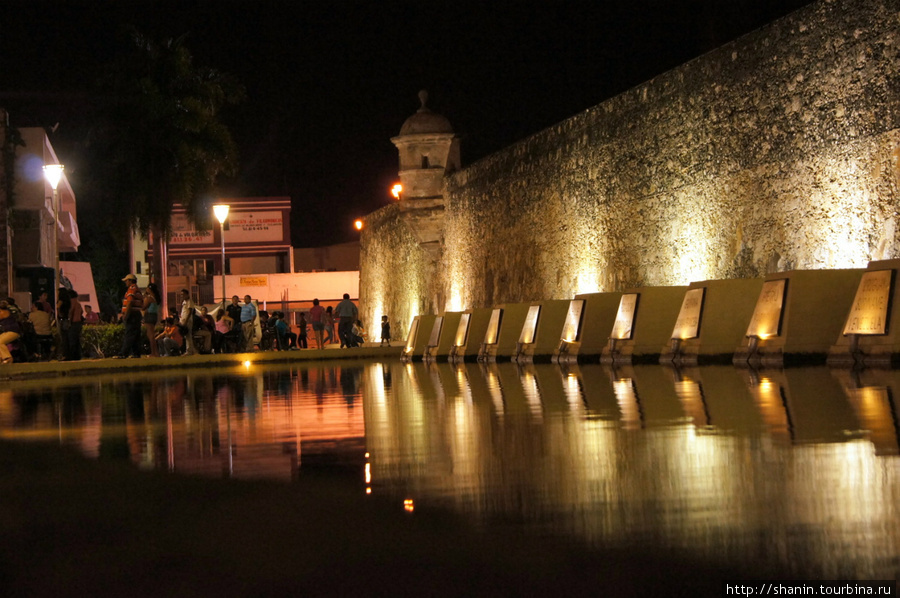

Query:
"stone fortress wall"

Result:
[[361, 0, 900, 340]]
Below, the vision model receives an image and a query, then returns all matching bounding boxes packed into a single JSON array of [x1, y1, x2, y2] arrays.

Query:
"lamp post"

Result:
[[42, 163, 64, 289], [213, 204, 230, 309]]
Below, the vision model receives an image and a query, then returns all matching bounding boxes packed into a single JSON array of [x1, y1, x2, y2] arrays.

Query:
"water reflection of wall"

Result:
[[361, 362, 900, 578]]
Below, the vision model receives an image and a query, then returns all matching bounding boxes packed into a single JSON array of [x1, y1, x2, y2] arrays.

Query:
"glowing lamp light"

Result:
[[391, 183, 403, 200], [42, 164, 64, 189], [213, 204, 230, 224], [243, 360, 252, 369], [354, 219, 364, 231], [403, 499, 415, 513]]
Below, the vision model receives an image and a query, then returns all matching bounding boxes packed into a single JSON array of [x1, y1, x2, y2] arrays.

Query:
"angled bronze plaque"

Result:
[[746, 279, 786, 339], [519, 305, 541, 344], [428, 316, 443, 347], [484, 308, 503, 345], [561, 299, 585, 342], [843, 270, 893, 335], [671, 288, 705, 340], [455, 313, 471, 347], [610, 293, 639, 340], [404, 317, 420, 352]]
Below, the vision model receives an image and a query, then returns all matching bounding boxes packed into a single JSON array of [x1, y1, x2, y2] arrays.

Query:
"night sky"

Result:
[[2, 0, 815, 248]]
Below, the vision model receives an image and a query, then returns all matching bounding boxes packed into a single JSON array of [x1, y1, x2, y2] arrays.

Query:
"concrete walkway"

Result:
[[0, 344, 404, 381]]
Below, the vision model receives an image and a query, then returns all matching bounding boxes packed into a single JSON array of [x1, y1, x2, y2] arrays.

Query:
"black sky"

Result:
[[2, 0, 815, 247]]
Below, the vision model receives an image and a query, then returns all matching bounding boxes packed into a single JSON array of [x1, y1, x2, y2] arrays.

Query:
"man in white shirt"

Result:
[[179, 289, 197, 356]]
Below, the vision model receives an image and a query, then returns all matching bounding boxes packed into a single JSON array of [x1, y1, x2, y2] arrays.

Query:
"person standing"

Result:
[[117, 274, 143, 358], [67, 289, 83, 360], [226, 295, 243, 325], [297, 312, 308, 349], [179, 289, 197, 356], [142, 283, 160, 357], [334, 293, 358, 349], [308, 298, 325, 349], [240, 295, 258, 351], [324, 305, 336, 345], [380, 315, 391, 346]]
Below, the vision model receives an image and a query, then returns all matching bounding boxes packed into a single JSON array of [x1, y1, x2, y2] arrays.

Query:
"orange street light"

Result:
[[391, 183, 403, 200], [354, 219, 364, 231]]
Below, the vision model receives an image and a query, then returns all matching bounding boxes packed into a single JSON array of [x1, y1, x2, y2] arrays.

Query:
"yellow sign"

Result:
[[843, 269, 892, 335], [611, 294, 639, 340], [671, 288, 705, 340], [746, 279, 786, 338], [239, 276, 268, 287]]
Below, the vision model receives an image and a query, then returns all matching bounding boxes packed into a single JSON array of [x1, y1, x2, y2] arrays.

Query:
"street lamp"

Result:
[[42, 163, 64, 289], [354, 219, 364, 231], [213, 204, 230, 309], [391, 183, 403, 200]]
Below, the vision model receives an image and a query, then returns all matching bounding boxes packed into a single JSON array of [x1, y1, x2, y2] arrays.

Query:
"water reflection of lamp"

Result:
[[213, 204, 230, 309], [42, 163, 65, 286]]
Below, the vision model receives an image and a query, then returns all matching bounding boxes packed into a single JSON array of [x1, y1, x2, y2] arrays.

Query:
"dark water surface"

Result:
[[3, 361, 899, 581]]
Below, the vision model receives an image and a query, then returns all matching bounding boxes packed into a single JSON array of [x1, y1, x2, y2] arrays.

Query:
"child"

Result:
[[380, 315, 391, 346]]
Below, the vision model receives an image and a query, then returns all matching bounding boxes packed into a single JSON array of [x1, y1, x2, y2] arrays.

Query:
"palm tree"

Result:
[[84, 30, 243, 309]]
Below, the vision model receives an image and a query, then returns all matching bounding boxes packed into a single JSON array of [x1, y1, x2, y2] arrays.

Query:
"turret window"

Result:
[[421, 155, 430, 168]]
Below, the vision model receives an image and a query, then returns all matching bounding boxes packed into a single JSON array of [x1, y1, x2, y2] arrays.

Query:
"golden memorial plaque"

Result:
[[454, 313, 471, 347], [842, 269, 893, 335], [561, 299, 585, 342], [610, 293, 639, 340], [519, 305, 541, 344], [428, 316, 443, 347], [746, 279, 786, 339], [484, 309, 503, 345], [671, 288, 705, 340]]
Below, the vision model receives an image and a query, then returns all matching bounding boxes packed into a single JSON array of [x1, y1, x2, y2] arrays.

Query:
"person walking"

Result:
[[308, 298, 325, 349], [117, 274, 143, 358], [179, 289, 197, 356], [240, 295, 258, 351], [67, 289, 83, 360], [334, 293, 358, 349], [142, 283, 160, 357]]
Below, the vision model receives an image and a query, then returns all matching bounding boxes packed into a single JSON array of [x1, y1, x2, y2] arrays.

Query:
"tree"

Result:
[[84, 30, 243, 308]]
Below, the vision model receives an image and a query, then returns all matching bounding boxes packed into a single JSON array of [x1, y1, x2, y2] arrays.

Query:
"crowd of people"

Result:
[[0, 274, 394, 364], [0, 288, 99, 364]]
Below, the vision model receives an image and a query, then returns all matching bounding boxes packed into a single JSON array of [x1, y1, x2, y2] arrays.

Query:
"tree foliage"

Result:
[[85, 30, 244, 242]]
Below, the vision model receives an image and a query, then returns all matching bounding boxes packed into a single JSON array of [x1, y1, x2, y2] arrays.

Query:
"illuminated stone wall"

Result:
[[362, 0, 900, 333], [358, 203, 433, 340]]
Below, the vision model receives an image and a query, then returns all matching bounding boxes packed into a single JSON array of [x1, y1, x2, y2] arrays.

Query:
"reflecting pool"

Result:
[[2, 362, 899, 580]]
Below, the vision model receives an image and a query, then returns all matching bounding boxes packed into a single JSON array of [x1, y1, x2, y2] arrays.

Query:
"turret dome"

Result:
[[399, 90, 454, 136]]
